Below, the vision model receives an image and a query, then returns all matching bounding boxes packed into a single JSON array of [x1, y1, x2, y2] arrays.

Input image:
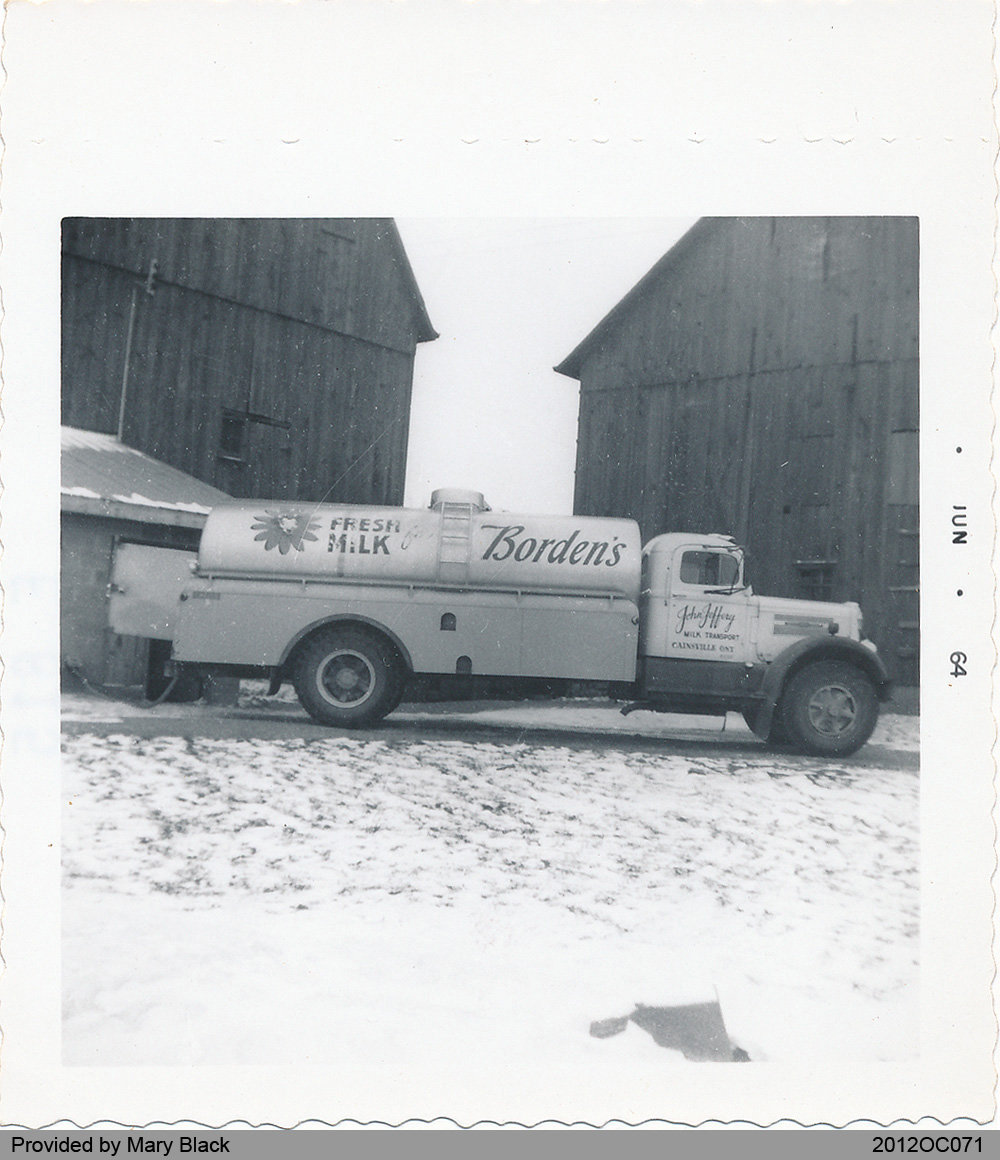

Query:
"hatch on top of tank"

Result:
[[428, 488, 490, 512]]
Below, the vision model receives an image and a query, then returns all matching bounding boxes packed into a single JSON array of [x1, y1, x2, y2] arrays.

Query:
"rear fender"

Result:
[[754, 637, 892, 738], [278, 614, 414, 675]]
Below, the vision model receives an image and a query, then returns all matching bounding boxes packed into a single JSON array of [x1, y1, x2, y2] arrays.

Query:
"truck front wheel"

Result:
[[779, 661, 878, 757], [293, 626, 403, 728]]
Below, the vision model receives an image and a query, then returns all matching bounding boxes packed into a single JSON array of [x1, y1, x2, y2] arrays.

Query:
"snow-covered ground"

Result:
[[62, 692, 919, 1087]]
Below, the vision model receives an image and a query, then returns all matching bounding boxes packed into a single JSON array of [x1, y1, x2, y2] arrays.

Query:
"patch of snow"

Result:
[[62, 427, 144, 453], [61, 693, 235, 724], [60, 486, 103, 499], [62, 721, 919, 1078], [106, 492, 213, 513], [61, 488, 213, 513], [869, 712, 920, 752]]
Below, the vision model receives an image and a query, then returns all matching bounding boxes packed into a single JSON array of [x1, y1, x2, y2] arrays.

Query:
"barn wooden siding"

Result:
[[62, 218, 435, 504], [560, 217, 919, 686]]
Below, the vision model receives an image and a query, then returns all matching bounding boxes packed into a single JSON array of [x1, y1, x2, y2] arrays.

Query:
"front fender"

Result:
[[753, 637, 892, 739]]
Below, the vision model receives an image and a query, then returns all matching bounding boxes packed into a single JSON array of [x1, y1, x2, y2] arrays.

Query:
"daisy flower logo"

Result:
[[251, 510, 321, 554]]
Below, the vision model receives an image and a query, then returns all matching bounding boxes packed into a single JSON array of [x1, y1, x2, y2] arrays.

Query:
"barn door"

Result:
[[885, 506, 919, 687], [885, 429, 919, 688]]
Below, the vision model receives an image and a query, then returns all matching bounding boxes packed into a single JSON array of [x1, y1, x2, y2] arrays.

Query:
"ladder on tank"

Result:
[[436, 501, 475, 584]]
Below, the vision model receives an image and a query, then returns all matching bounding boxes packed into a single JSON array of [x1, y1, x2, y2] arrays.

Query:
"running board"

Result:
[[620, 699, 728, 718]]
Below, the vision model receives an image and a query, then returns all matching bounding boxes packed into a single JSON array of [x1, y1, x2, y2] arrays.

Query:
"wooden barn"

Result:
[[62, 218, 437, 504], [555, 217, 919, 688]]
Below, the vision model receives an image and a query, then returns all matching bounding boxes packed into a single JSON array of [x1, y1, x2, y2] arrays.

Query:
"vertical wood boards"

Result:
[[61, 219, 432, 508], [61, 219, 431, 352]]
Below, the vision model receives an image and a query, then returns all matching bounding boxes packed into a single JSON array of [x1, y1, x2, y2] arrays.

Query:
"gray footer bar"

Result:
[[0, 1129, 994, 1160]]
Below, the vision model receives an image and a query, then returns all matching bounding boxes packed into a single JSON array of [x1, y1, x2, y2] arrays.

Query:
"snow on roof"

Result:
[[61, 426, 230, 528]]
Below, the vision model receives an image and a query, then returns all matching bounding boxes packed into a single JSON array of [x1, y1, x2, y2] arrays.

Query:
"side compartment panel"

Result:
[[521, 600, 638, 681], [108, 544, 198, 640], [172, 581, 639, 682]]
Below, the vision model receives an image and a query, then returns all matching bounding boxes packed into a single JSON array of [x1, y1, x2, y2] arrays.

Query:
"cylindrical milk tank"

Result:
[[196, 496, 641, 600]]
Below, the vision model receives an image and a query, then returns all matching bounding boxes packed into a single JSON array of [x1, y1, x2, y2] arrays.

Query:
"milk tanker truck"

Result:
[[108, 488, 891, 756]]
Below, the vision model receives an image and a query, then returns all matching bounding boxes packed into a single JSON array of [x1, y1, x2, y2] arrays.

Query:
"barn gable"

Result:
[[556, 217, 919, 687], [557, 217, 917, 384]]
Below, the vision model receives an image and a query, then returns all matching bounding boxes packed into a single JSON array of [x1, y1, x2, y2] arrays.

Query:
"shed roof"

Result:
[[554, 218, 713, 381], [61, 426, 230, 528]]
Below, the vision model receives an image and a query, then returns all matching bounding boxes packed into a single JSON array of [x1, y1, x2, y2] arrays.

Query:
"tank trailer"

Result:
[[109, 488, 891, 756]]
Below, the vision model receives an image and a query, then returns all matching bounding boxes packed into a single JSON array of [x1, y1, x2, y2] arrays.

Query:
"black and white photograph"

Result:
[[58, 213, 920, 1073], [1, 0, 995, 1133]]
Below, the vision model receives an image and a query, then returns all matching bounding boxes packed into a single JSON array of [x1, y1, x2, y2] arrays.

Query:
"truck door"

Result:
[[639, 539, 754, 699], [664, 545, 749, 663]]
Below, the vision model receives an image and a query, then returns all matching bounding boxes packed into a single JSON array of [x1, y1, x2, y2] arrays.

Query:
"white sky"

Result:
[[397, 218, 697, 514]]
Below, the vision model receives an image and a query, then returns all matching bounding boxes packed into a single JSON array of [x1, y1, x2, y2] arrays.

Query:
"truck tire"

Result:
[[293, 626, 403, 728], [778, 660, 878, 757]]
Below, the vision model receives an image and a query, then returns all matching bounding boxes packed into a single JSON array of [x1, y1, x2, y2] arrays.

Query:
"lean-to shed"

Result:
[[61, 426, 230, 689]]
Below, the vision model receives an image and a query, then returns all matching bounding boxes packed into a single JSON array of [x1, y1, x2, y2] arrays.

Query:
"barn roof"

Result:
[[383, 219, 438, 344], [553, 218, 714, 381], [61, 426, 230, 528]]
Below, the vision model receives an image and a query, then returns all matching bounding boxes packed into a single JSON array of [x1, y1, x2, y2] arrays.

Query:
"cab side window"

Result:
[[679, 550, 740, 587]]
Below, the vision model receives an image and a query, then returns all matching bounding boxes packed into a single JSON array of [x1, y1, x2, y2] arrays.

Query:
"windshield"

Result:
[[679, 549, 742, 589]]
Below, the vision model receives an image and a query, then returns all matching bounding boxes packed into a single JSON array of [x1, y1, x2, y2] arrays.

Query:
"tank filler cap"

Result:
[[429, 488, 490, 512]]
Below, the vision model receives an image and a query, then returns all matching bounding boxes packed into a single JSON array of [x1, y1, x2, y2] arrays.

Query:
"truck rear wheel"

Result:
[[779, 661, 878, 757], [293, 626, 403, 728]]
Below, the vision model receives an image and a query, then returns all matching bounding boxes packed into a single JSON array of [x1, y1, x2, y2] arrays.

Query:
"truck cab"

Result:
[[636, 532, 889, 755]]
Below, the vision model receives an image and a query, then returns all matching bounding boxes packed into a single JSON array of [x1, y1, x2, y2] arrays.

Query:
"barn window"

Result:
[[218, 412, 248, 462], [218, 407, 292, 468], [795, 560, 837, 602], [440, 613, 457, 632]]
